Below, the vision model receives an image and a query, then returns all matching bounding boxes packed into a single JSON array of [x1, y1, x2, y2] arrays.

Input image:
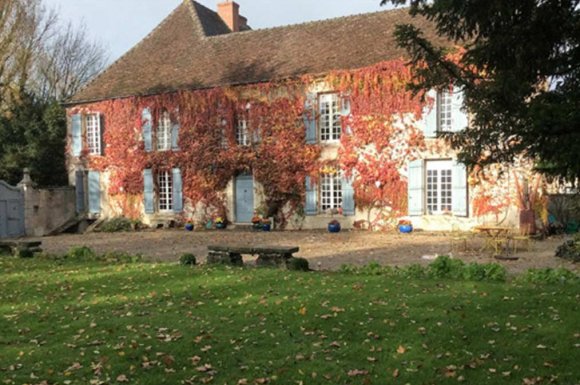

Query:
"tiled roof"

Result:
[[69, 1, 445, 104]]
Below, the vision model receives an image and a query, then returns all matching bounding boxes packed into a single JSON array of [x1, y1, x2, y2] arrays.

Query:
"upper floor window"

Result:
[[236, 104, 251, 146], [437, 90, 453, 132], [319, 93, 341, 142], [85, 114, 102, 155], [157, 110, 172, 151]]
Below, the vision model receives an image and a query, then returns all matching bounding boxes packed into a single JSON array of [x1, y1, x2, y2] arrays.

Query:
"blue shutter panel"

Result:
[[451, 87, 468, 132], [72, 114, 82, 156], [452, 161, 468, 217], [172, 168, 183, 213], [341, 174, 355, 216], [142, 108, 153, 152], [75, 170, 85, 213], [340, 94, 352, 135], [304, 92, 317, 144], [305, 176, 318, 215], [171, 109, 180, 150], [421, 89, 437, 138], [143, 169, 154, 214], [408, 160, 425, 216], [98, 114, 105, 155], [87, 171, 101, 214]]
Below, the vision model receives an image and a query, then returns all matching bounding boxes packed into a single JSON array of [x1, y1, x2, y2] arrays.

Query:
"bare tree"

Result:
[[33, 22, 109, 101], [0, 0, 57, 113]]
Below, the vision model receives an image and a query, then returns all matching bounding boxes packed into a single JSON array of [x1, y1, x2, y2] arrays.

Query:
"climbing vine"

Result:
[[68, 59, 465, 229]]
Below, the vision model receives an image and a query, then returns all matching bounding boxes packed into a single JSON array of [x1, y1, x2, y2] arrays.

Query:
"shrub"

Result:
[[179, 253, 197, 266], [402, 264, 427, 279], [101, 251, 143, 264], [98, 217, 133, 233], [67, 246, 97, 261], [463, 262, 506, 282], [359, 261, 386, 275], [15, 247, 34, 259], [287, 257, 310, 271], [555, 235, 580, 262], [519, 268, 579, 284], [427, 256, 465, 279]]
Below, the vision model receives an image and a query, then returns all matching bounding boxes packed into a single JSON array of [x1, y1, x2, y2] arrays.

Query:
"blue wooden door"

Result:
[[235, 175, 254, 223], [0, 181, 24, 238]]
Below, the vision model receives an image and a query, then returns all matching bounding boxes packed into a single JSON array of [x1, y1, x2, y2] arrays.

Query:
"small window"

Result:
[[236, 104, 250, 146], [158, 170, 173, 211], [157, 110, 172, 151], [319, 93, 341, 142], [426, 160, 453, 214], [438, 90, 453, 132], [320, 172, 343, 211], [85, 114, 101, 155], [220, 119, 229, 148]]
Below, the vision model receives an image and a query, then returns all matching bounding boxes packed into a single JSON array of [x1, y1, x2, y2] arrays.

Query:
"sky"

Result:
[[44, 0, 393, 63]]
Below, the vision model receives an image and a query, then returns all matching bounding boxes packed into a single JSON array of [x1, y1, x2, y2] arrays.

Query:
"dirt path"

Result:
[[38, 229, 577, 274]]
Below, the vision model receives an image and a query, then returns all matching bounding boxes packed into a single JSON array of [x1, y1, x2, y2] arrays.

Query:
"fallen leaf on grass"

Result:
[[116, 374, 129, 382], [347, 369, 369, 377], [396, 345, 406, 354]]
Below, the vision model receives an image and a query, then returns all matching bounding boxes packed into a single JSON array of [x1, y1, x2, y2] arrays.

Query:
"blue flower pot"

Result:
[[215, 222, 226, 230], [398, 224, 413, 233], [262, 223, 271, 232], [184, 223, 194, 231], [328, 222, 341, 233]]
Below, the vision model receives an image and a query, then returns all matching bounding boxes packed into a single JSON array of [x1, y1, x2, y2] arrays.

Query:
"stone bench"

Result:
[[0, 240, 43, 256], [207, 245, 299, 268]]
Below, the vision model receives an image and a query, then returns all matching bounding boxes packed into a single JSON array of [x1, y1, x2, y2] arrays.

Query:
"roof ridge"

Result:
[[66, 2, 189, 104], [204, 6, 406, 40]]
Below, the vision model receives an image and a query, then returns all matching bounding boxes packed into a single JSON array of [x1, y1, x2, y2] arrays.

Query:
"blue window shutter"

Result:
[[451, 87, 468, 132], [304, 92, 317, 144], [98, 114, 105, 155], [143, 169, 154, 214], [171, 109, 180, 150], [452, 161, 468, 217], [72, 114, 82, 156], [340, 94, 353, 135], [172, 168, 183, 213], [305, 176, 317, 215], [408, 160, 425, 216], [341, 174, 355, 216], [87, 171, 101, 214], [421, 89, 437, 138], [75, 170, 85, 213], [142, 108, 152, 152]]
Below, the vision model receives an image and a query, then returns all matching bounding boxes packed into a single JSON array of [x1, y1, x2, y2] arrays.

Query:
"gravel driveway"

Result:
[[38, 229, 577, 274]]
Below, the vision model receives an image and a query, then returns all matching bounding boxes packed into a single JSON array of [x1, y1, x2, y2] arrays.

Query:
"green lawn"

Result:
[[0, 258, 578, 385]]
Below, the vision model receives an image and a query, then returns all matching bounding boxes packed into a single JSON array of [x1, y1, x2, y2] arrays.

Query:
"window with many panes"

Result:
[[319, 93, 341, 142], [320, 172, 342, 211], [236, 104, 250, 146], [158, 171, 173, 211], [157, 110, 172, 151], [438, 90, 453, 132], [426, 160, 453, 214], [85, 114, 101, 155]]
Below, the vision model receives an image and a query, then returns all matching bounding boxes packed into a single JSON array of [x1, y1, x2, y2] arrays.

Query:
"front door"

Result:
[[235, 175, 254, 223]]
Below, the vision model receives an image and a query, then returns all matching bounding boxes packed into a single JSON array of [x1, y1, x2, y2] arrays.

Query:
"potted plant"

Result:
[[261, 218, 272, 232], [251, 214, 262, 231], [328, 219, 341, 233], [184, 220, 194, 231], [214, 217, 226, 230], [398, 219, 413, 233]]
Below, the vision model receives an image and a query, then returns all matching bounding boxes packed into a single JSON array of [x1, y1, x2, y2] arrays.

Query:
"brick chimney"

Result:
[[218, 1, 241, 32]]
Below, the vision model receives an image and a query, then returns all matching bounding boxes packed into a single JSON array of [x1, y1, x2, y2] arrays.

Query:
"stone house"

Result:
[[65, 0, 530, 231]]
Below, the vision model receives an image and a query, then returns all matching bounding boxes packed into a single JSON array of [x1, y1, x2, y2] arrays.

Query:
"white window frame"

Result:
[[158, 170, 173, 212], [437, 89, 453, 132], [426, 160, 453, 215], [157, 110, 172, 151], [85, 113, 101, 155], [236, 104, 251, 146], [318, 93, 341, 142], [320, 172, 343, 212]]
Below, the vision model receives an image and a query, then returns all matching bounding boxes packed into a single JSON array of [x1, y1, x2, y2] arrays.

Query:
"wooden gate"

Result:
[[0, 181, 25, 239]]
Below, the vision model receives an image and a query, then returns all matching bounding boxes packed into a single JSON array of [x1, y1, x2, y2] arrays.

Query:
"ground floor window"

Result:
[[426, 160, 453, 214], [158, 171, 173, 211], [408, 159, 467, 217], [320, 172, 342, 211]]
